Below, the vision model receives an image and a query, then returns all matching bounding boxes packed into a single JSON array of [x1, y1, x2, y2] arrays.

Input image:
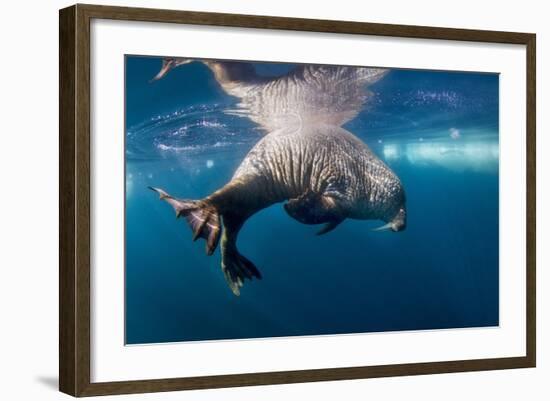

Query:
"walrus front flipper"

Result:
[[285, 190, 342, 223], [285, 190, 345, 236], [149, 187, 221, 255], [316, 219, 344, 236]]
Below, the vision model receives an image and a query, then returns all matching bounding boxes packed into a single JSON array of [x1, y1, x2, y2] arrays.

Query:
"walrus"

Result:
[[149, 59, 406, 295]]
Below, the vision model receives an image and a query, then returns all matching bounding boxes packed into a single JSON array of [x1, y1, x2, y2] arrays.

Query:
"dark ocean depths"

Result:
[[125, 56, 499, 345]]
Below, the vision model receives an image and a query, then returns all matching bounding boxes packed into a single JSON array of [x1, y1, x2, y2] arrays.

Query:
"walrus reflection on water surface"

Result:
[[149, 59, 406, 295]]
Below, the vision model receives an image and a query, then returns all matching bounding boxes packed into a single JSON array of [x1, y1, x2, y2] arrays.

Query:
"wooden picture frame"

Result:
[[59, 3, 536, 397]]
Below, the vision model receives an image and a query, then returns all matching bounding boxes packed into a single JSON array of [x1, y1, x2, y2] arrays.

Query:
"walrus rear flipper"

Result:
[[222, 248, 262, 296], [219, 215, 262, 296], [149, 187, 221, 255]]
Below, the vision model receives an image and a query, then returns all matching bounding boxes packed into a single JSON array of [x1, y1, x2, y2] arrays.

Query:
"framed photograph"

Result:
[[59, 4, 536, 397]]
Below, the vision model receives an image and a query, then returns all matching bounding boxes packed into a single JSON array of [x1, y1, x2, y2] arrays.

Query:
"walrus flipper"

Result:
[[284, 190, 345, 236], [221, 248, 262, 296], [220, 215, 262, 296], [316, 219, 344, 236], [284, 190, 343, 226], [149, 187, 221, 255]]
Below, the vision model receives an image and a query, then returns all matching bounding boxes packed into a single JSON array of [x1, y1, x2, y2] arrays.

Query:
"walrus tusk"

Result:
[[372, 222, 394, 232]]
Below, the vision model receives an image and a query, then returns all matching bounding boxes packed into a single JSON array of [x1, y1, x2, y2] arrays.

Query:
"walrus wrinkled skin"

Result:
[[151, 123, 406, 295]]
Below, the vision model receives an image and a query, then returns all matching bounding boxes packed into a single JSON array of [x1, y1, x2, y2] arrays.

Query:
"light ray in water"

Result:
[[380, 135, 498, 172]]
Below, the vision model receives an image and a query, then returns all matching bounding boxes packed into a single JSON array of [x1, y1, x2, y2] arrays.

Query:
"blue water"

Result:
[[125, 56, 499, 344]]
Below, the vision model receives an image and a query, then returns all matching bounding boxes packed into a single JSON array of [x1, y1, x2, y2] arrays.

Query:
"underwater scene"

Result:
[[125, 56, 499, 345]]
